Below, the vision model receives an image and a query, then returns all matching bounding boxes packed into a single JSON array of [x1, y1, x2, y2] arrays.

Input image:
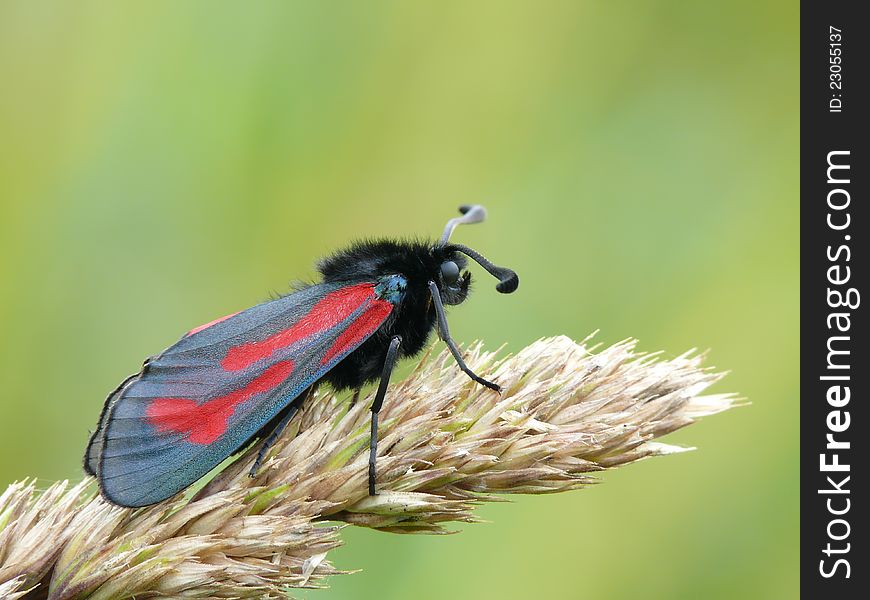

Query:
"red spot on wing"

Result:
[[221, 284, 379, 371], [321, 299, 393, 365], [187, 311, 241, 336], [146, 359, 295, 445]]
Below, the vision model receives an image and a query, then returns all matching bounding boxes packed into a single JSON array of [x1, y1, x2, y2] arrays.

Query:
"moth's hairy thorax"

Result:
[[316, 239, 469, 390]]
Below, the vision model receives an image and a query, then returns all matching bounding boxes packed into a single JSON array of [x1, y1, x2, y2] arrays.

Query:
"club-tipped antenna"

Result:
[[443, 243, 519, 294], [439, 204, 488, 244]]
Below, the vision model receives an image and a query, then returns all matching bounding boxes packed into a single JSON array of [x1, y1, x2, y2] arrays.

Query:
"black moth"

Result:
[[85, 205, 518, 506]]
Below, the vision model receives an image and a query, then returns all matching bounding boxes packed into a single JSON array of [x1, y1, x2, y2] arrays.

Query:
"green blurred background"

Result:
[[0, 1, 797, 598]]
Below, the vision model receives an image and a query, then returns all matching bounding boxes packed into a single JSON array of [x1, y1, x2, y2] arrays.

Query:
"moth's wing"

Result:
[[95, 282, 393, 507], [84, 373, 138, 476]]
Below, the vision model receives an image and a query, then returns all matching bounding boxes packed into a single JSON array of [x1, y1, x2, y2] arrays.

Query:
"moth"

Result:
[[85, 205, 518, 507]]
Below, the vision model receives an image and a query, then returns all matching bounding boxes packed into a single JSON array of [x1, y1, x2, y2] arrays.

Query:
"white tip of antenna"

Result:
[[440, 204, 488, 243]]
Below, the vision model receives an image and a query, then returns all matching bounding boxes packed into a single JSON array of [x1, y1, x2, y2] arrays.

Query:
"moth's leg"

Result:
[[349, 388, 361, 408], [427, 281, 501, 392], [249, 386, 313, 477], [369, 335, 402, 495]]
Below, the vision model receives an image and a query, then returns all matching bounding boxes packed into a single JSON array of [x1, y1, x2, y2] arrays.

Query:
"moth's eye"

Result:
[[440, 260, 460, 285]]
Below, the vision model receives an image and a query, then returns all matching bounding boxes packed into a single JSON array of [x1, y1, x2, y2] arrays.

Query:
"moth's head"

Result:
[[431, 205, 519, 306], [429, 244, 471, 305]]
